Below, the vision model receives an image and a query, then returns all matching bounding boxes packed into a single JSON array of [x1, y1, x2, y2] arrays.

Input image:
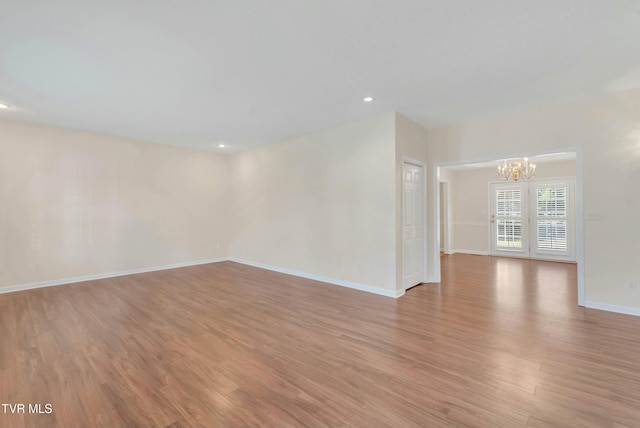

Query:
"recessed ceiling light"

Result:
[[363, 97, 374, 102], [0, 103, 10, 109], [218, 144, 225, 148]]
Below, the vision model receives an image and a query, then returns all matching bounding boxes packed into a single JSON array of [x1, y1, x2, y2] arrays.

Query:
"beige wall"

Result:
[[0, 119, 229, 290], [428, 87, 640, 311], [448, 160, 576, 254], [228, 113, 398, 295], [1, 113, 403, 297], [4, 86, 640, 313]]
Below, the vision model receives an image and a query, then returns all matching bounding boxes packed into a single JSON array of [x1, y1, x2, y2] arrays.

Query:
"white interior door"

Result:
[[490, 182, 530, 257], [403, 163, 424, 289]]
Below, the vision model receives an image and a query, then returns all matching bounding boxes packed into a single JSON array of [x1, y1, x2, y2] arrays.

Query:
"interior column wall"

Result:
[[395, 113, 430, 289]]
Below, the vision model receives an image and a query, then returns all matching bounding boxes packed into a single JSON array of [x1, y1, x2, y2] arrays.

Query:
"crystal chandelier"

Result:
[[497, 158, 536, 182]]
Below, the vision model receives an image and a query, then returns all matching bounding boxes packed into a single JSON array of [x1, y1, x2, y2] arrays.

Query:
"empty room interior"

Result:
[[2, 2, 640, 427]]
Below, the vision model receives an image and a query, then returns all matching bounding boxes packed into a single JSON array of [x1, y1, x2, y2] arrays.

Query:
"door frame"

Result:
[[439, 180, 451, 255], [402, 158, 428, 289]]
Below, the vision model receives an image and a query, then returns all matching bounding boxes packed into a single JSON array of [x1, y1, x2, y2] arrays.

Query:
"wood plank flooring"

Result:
[[1, 254, 640, 427]]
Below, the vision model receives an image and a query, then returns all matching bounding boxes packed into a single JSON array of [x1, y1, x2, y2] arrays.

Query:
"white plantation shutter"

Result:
[[537, 186, 566, 217], [497, 220, 522, 248], [496, 189, 521, 217], [495, 188, 523, 249], [535, 185, 568, 253], [536, 220, 567, 251]]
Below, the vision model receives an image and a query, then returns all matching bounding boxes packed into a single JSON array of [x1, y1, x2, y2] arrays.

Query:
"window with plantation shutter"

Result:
[[496, 189, 521, 217], [536, 186, 567, 252], [493, 186, 526, 251]]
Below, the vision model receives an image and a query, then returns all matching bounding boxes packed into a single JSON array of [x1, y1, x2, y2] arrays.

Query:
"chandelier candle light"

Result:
[[497, 158, 536, 182]]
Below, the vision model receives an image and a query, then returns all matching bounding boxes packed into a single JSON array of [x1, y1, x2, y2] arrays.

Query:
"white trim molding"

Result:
[[450, 249, 490, 256], [229, 257, 404, 298], [584, 301, 640, 317], [0, 258, 227, 295], [1, 257, 405, 299]]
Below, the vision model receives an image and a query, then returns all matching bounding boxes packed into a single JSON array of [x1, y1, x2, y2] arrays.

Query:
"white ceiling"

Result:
[[1, 1, 640, 153]]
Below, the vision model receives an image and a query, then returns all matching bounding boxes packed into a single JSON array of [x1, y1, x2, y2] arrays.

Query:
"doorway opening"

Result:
[[434, 151, 584, 304]]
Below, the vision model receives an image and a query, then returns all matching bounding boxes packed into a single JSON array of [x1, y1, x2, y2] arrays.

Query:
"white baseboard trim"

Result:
[[229, 257, 402, 298], [1, 257, 404, 299], [584, 301, 640, 317], [0, 257, 227, 295], [450, 249, 490, 256]]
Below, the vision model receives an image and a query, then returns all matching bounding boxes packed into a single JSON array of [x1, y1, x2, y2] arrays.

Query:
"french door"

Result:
[[490, 179, 575, 261]]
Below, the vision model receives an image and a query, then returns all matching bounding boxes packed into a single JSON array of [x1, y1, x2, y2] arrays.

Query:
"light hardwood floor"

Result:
[[1, 254, 640, 427]]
